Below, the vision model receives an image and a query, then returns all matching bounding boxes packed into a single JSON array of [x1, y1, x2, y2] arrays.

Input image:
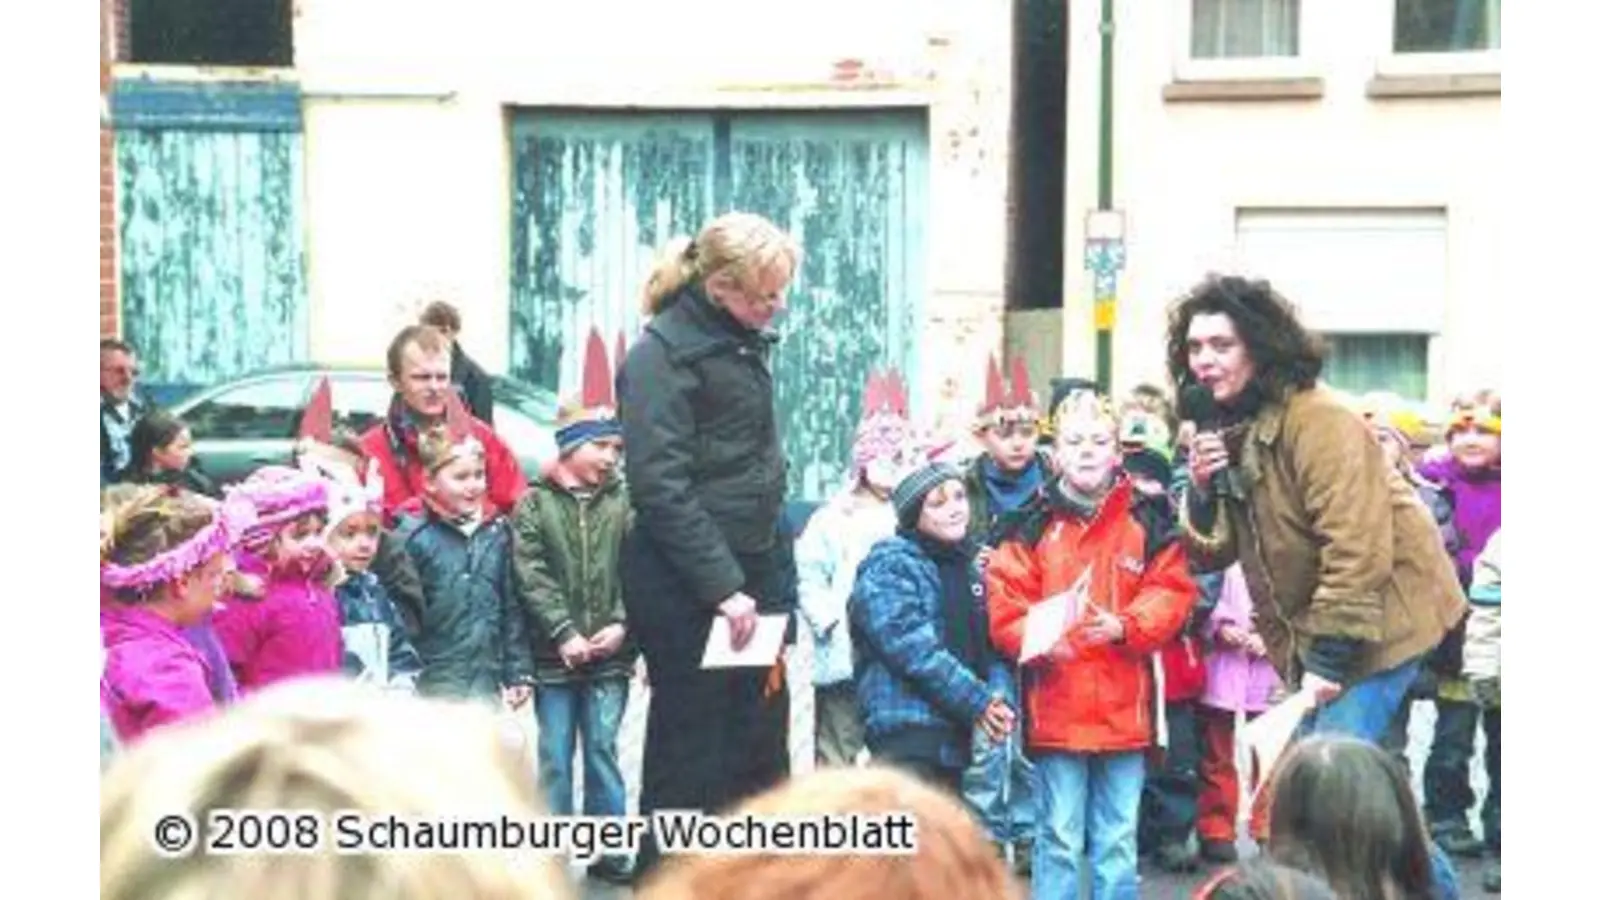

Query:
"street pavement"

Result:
[[527, 635, 1496, 899]]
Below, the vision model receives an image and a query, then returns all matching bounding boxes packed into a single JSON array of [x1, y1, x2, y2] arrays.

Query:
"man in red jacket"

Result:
[[360, 325, 527, 521]]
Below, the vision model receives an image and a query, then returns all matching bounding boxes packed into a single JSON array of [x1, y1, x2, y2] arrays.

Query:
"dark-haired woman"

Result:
[[122, 409, 220, 499], [1166, 275, 1467, 895]]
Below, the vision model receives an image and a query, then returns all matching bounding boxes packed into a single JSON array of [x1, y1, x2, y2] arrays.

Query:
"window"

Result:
[[1394, 0, 1500, 53], [1322, 334, 1431, 402], [184, 376, 309, 441], [1191, 0, 1300, 58], [128, 0, 294, 67], [327, 375, 397, 436]]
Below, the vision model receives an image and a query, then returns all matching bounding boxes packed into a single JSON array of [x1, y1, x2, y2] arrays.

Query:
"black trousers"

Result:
[[624, 533, 790, 879], [1139, 700, 1202, 850]]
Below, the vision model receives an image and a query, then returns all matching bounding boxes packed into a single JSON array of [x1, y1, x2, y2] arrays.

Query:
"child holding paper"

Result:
[[987, 390, 1198, 900], [849, 447, 1017, 795]]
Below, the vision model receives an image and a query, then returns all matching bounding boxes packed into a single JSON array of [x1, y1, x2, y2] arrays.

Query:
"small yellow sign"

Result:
[[1094, 298, 1117, 330]]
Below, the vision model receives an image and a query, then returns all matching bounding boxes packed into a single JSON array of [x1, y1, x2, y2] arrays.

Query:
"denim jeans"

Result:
[[534, 678, 630, 819], [1034, 751, 1145, 900], [1296, 656, 1461, 900], [961, 664, 1038, 844]]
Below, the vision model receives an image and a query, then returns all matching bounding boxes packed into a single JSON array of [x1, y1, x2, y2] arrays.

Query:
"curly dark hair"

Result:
[[1165, 274, 1326, 402]]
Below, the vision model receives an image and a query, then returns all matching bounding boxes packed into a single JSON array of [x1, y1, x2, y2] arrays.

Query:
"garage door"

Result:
[[508, 109, 929, 500]]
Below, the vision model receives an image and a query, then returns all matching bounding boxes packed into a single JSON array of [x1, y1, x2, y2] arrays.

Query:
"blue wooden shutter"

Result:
[[729, 111, 929, 499], [508, 113, 715, 393], [112, 80, 308, 392]]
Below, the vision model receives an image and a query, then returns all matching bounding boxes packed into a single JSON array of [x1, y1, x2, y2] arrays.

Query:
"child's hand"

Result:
[[1216, 624, 1247, 648], [976, 697, 1017, 743], [1078, 604, 1125, 647], [1243, 633, 1267, 658], [502, 684, 532, 709], [588, 624, 627, 660], [558, 635, 592, 669]]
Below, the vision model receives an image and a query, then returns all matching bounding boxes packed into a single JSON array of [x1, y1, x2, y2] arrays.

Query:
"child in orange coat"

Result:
[[987, 390, 1197, 900]]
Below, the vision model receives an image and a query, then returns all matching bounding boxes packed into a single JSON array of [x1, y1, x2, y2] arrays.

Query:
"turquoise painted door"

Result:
[[112, 81, 309, 394], [509, 109, 929, 501]]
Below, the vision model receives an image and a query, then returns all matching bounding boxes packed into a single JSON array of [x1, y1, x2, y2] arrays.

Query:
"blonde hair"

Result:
[[638, 765, 1023, 900], [101, 679, 571, 900], [640, 212, 801, 316], [100, 484, 219, 597], [416, 425, 486, 475], [1053, 389, 1119, 437]]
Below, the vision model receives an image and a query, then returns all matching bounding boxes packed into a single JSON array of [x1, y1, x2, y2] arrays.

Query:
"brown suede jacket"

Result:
[[1178, 385, 1467, 685]]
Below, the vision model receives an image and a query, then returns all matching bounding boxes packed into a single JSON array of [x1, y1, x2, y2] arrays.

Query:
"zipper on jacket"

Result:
[[578, 498, 590, 635], [1242, 499, 1298, 684]]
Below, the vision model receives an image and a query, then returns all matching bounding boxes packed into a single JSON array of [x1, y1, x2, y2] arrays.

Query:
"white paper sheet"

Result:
[[700, 614, 788, 669], [1241, 686, 1319, 807], [1017, 567, 1093, 665]]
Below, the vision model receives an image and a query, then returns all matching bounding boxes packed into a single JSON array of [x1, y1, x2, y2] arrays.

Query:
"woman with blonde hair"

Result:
[[618, 212, 802, 879], [101, 678, 573, 900], [638, 765, 1024, 900]]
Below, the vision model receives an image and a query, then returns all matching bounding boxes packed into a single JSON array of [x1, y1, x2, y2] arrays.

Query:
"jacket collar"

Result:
[[649, 283, 779, 364]]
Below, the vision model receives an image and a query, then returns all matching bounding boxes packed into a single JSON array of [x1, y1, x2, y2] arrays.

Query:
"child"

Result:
[[323, 459, 422, 693], [1463, 530, 1502, 894], [510, 331, 634, 885], [100, 485, 256, 743], [1194, 861, 1338, 900], [1121, 402, 1209, 874], [1414, 390, 1501, 860], [637, 766, 1024, 900], [796, 370, 910, 768], [105, 483, 239, 708], [100, 680, 571, 900], [987, 390, 1198, 900], [122, 409, 220, 498], [849, 447, 1017, 795], [394, 391, 535, 708], [212, 466, 344, 694], [1195, 564, 1282, 864], [1267, 736, 1460, 900], [961, 355, 1046, 871]]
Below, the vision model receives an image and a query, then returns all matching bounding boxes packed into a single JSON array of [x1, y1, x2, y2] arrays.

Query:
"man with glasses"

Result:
[[100, 339, 146, 485]]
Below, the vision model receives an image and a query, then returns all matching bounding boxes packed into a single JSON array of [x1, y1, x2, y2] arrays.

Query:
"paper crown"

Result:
[[853, 368, 915, 473], [299, 377, 335, 443], [555, 327, 626, 455], [974, 354, 1040, 428]]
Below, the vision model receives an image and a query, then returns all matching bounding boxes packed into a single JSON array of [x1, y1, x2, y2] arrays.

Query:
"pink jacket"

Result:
[[1199, 565, 1282, 714], [213, 551, 344, 694], [100, 603, 218, 743]]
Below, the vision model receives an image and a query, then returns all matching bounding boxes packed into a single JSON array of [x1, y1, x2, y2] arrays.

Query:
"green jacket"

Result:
[[510, 475, 637, 684]]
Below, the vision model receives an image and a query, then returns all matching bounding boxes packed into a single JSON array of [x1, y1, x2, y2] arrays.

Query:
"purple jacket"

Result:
[[1418, 456, 1501, 586], [182, 613, 239, 704], [1199, 565, 1282, 714], [101, 603, 218, 743], [213, 551, 344, 695]]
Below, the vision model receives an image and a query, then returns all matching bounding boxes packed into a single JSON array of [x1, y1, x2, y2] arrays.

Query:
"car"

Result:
[[169, 364, 560, 486]]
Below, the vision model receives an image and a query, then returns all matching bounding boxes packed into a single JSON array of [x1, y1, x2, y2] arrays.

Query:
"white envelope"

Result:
[[700, 614, 789, 669], [1241, 686, 1320, 807]]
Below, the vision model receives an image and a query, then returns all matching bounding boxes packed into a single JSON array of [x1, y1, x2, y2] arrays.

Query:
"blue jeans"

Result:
[[962, 664, 1037, 844], [1296, 656, 1460, 900], [1034, 751, 1145, 900], [534, 678, 630, 819]]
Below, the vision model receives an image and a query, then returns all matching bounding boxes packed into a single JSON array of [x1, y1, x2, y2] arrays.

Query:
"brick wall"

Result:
[[100, 0, 121, 337]]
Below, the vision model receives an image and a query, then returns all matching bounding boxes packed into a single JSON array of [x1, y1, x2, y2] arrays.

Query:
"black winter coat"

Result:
[[617, 285, 788, 610]]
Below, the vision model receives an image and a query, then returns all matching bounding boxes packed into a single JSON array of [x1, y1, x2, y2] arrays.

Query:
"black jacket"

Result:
[[452, 345, 495, 425], [392, 510, 534, 699], [617, 285, 788, 609], [127, 463, 221, 499]]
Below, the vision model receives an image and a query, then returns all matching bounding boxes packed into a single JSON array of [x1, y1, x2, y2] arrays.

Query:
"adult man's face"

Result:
[[390, 341, 453, 420], [100, 349, 137, 403]]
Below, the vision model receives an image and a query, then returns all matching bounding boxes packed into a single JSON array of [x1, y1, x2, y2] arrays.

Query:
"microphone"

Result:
[[1177, 383, 1243, 501]]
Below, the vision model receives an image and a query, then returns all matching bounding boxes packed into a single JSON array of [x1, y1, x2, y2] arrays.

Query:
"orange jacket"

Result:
[[987, 478, 1197, 754]]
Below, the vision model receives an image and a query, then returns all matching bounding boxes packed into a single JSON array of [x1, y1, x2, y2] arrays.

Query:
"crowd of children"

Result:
[[100, 318, 1501, 897]]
